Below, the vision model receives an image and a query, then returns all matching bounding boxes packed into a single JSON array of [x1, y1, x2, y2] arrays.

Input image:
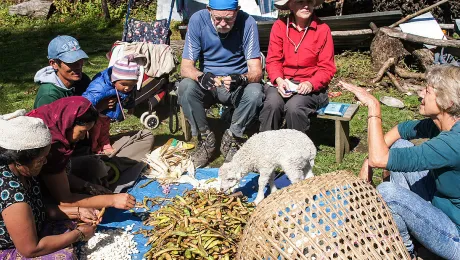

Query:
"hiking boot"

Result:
[[190, 131, 216, 168], [220, 129, 244, 162]]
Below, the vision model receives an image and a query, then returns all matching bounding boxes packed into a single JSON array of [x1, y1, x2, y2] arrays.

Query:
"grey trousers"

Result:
[[178, 78, 264, 138], [259, 84, 328, 133]]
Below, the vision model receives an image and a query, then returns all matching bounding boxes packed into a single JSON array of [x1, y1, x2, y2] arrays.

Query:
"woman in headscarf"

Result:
[[0, 109, 97, 259], [27, 96, 136, 210], [259, 0, 336, 133], [339, 65, 460, 259]]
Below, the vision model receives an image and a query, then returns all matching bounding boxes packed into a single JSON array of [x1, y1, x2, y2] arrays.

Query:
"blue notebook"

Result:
[[317, 102, 350, 117]]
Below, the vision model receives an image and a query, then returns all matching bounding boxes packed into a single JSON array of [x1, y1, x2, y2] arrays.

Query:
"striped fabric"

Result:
[[259, 0, 275, 14], [111, 56, 140, 82]]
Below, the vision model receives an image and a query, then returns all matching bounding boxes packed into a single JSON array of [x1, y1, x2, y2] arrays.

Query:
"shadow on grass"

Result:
[[309, 117, 361, 151], [0, 18, 122, 88]]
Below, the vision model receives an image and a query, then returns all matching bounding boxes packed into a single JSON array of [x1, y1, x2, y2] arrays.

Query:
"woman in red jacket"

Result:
[[259, 0, 336, 132]]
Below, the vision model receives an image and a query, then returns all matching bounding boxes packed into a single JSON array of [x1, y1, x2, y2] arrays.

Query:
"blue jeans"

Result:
[[377, 139, 460, 259], [178, 78, 264, 137]]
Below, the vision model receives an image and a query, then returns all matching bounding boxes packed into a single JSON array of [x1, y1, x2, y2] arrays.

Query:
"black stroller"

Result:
[[107, 0, 176, 129]]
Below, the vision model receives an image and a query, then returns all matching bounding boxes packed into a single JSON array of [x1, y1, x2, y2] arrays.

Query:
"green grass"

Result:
[[0, 3, 422, 184]]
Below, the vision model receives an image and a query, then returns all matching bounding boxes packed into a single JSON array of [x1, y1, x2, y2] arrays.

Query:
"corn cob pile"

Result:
[[135, 189, 255, 260]]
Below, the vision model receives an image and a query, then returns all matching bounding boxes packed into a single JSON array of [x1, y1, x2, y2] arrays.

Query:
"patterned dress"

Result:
[[0, 165, 76, 259]]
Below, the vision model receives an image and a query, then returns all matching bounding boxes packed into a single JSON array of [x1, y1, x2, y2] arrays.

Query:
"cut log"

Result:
[[370, 23, 408, 71], [380, 27, 460, 48], [386, 72, 407, 92], [8, 0, 53, 18], [331, 29, 373, 36], [395, 67, 426, 80], [372, 57, 395, 83]]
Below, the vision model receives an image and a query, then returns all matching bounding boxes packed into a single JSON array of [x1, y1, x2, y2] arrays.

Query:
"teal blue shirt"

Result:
[[387, 119, 460, 232]]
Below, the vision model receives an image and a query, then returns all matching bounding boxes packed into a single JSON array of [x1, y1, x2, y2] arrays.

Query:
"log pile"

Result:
[[368, 0, 459, 93], [317, 0, 460, 24]]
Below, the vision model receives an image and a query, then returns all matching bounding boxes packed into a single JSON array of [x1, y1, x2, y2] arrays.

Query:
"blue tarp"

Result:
[[99, 168, 292, 259]]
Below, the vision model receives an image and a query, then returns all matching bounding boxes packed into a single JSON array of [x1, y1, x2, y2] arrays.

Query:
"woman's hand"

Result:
[[359, 159, 375, 186], [77, 224, 96, 241], [78, 208, 102, 224], [337, 81, 379, 107], [275, 78, 292, 98], [111, 193, 136, 210], [84, 182, 113, 195], [297, 81, 313, 95]]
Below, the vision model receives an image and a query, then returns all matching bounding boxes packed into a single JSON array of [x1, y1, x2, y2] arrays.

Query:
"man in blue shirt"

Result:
[[178, 0, 264, 167]]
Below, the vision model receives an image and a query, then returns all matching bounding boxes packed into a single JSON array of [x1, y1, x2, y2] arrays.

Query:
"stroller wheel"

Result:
[[144, 114, 160, 129], [140, 111, 150, 124]]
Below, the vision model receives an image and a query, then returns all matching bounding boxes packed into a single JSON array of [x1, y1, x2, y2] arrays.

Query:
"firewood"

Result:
[[386, 72, 407, 92], [379, 27, 460, 48], [395, 67, 426, 80], [372, 57, 395, 83]]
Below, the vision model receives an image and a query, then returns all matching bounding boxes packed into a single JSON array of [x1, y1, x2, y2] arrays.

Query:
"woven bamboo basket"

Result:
[[237, 171, 410, 260]]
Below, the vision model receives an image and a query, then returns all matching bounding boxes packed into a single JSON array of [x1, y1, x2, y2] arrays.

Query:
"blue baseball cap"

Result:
[[47, 35, 88, 63], [209, 0, 238, 10]]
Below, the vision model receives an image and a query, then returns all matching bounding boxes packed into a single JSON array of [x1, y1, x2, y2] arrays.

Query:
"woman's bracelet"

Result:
[[367, 115, 382, 120], [77, 207, 80, 220], [75, 228, 85, 242]]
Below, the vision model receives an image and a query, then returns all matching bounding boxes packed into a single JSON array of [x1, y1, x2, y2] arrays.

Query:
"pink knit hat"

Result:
[[111, 54, 146, 82]]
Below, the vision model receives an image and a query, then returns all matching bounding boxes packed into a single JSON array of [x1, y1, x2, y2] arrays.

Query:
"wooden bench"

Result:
[[316, 103, 359, 163], [179, 103, 359, 163]]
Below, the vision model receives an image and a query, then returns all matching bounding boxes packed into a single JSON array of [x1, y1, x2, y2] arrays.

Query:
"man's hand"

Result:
[[197, 72, 218, 90], [297, 81, 313, 95], [226, 74, 248, 91], [275, 78, 292, 98]]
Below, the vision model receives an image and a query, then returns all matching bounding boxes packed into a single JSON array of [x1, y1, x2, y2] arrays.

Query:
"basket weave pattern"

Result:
[[237, 171, 410, 259]]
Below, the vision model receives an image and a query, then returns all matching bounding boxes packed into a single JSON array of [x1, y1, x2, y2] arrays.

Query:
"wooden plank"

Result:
[[317, 104, 359, 121], [256, 10, 402, 31], [180, 106, 192, 141], [256, 11, 402, 50], [335, 120, 350, 163]]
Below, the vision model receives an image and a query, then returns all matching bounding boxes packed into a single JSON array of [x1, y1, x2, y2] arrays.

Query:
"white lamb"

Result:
[[219, 129, 317, 205]]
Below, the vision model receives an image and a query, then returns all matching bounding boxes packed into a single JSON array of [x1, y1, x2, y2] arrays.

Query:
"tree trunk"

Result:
[[101, 0, 110, 20]]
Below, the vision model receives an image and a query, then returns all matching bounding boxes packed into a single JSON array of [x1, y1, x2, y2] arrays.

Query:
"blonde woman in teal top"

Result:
[[339, 65, 460, 259]]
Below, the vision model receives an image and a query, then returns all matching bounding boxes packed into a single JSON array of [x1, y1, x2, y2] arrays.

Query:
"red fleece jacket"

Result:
[[266, 14, 336, 92]]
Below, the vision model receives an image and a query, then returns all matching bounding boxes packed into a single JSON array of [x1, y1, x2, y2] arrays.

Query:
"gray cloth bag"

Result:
[[108, 129, 154, 193], [70, 130, 154, 193]]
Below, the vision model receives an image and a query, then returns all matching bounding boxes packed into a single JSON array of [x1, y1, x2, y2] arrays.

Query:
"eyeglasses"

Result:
[[211, 12, 237, 23]]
